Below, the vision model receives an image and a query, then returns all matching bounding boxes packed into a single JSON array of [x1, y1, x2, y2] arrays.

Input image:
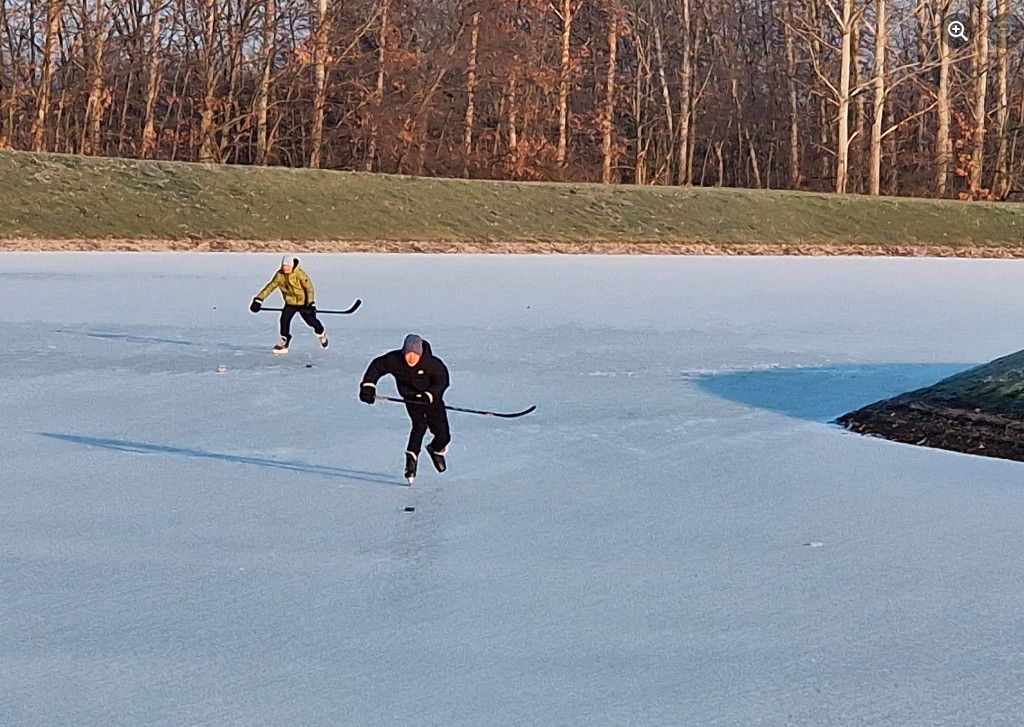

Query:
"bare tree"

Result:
[[197, 0, 221, 163], [868, 0, 887, 195], [602, 3, 619, 183], [554, 0, 577, 166], [3, 0, 1024, 200], [932, 0, 952, 195], [676, 0, 694, 184], [464, 9, 480, 175], [992, 0, 1011, 198], [140, 1, 164, 158], [365, 0, 388, 171], [969, 0, 989, 198], [82, 0, 110, 154], [783, 0, 802, 188], [32, 0, 64, 151], [309, 0, 330, 168], [255, 0, 277, 165], [649, 0, 675, 183]]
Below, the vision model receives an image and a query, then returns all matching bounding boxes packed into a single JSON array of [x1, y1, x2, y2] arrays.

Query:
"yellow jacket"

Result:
[[255, 266, 315, 306]]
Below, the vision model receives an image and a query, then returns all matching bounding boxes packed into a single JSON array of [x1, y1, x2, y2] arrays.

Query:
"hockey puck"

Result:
[[305, 363, 313, 368], [403, 506, 415, 512]]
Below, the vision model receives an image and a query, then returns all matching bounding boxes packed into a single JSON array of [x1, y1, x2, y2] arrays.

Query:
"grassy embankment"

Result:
[[1, 149, 1022, 253], [838, 352, 1024, 463]]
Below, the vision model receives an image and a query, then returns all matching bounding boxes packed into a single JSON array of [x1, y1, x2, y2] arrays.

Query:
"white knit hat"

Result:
[[281, 254, 296, 267]]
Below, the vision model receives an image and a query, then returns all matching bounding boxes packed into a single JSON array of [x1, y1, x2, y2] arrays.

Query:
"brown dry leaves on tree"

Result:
[[0, 0, 1021, 199]]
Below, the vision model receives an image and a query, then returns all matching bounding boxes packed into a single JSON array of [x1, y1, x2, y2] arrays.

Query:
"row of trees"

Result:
[[1, 0, 1023, 198]]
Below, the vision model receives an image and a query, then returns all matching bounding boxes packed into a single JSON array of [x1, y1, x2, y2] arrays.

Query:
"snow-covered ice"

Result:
[[4, 253, 1024, 726]]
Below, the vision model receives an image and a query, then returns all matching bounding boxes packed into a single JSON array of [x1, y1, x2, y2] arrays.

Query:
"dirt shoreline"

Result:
[[837, 400, 1024, 463], [6, 238, 1024, 257]]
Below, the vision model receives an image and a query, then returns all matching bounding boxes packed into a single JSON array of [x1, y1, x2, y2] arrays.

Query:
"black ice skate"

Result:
[[404, 451, 418, 484], [426, 444, 448, 473], [273, 336, 290, 355], [317, 332, 329, 349]]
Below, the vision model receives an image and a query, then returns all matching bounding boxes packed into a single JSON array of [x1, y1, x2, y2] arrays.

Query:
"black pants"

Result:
[[405, 402, 451, 455], [279, 305, 324, 338]]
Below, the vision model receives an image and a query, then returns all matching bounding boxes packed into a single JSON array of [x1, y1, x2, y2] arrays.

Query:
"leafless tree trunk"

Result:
[[833, 0, 856, 194], [0, 0, 9, 142], [869, 0, 887, 195], [632, 37, 648, 185], [993, 0, 1011, 198], [851, 10, 866, 192], [601, 8, 618, 184], [198, 0, 220, 163], [309, 0, 330, 168], [746, 128, 763, 187], [969, 0, 989, 198], [255, 0, 276, 165], [649, 0, 674, 183], [932, 0, 952, 195], [140, 1, 163, 158], [82, 0, 109, 154], [806, 0, 831, 182], [914, 0, 930, 152], [555, 0, 575, 166], [366, 0, 388, 171], [463, 10, 480, 175], [32, 0, 63, 151], [507, 66, 519, 159], [783, 0, 801, 188], [675, 0, 693, 185]]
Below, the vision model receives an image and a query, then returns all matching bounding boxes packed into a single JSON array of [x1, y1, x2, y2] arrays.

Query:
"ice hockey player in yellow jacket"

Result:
[[249, 255, 328, 354]]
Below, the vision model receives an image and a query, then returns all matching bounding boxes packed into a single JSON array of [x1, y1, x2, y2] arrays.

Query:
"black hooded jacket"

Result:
[[361, 340, 449, 403]]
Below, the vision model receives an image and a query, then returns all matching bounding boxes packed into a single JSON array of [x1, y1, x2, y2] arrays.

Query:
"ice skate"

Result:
[[404, 451, 418, 484], [426, 444, 448, 473]]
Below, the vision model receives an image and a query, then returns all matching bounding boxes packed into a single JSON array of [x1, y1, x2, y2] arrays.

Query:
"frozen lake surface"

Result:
[[3, 253, 1024, 726]]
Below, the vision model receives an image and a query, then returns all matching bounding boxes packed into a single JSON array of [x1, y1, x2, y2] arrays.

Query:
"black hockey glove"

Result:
[[250, 297, 263, 313], [359, 385, 376, 404]]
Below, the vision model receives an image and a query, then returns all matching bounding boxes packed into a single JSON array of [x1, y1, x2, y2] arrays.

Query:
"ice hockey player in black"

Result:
[[360, 334, 450, 483]]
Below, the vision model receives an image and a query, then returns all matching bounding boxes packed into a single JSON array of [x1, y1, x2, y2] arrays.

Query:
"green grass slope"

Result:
[[2, 149, 1023, 245]]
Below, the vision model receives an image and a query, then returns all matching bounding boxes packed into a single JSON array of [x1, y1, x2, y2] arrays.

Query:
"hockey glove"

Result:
[[250, 297, 263, 313], [359, 384, 376, 405]]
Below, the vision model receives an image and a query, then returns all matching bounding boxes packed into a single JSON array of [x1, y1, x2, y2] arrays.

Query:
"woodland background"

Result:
[[2, 0, 1023, 199]]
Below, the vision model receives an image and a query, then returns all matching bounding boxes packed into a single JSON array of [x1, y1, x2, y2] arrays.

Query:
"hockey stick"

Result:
[[261, 299, 362, 315], [375, 395, 536, 419]]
